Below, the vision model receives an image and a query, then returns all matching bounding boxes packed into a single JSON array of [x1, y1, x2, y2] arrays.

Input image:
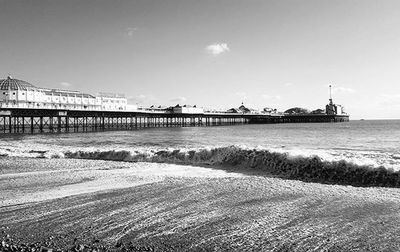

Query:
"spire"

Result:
[[329, 84, 333, 105], [329, 85, 332, 100]]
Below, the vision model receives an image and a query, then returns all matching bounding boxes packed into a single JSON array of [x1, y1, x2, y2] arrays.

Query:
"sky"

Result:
[[1, 0, 400, 119]]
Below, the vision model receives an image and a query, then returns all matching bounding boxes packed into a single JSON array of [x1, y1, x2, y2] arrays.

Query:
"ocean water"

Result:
[[1, 120, 400, 170]]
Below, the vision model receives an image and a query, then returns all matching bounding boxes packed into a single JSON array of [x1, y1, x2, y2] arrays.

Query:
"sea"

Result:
[[1, 120, 400, 171]]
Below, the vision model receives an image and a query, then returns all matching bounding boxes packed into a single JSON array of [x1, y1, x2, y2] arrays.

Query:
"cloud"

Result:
[[205, 43, 230, 55], [331, 86, 355, 94], [284, 82, 293, 87], [60, 82, 71, 87], [126, 27, 138, 37], [169, 96, 187, 104]]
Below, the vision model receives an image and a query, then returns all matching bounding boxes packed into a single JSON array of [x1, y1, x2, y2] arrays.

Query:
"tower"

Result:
[[326, 84, 337, 115], [329, 85, 333, 105]]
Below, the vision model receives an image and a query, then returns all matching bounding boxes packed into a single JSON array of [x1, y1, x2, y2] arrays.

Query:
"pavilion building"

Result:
[[0, 76, 132, 111]]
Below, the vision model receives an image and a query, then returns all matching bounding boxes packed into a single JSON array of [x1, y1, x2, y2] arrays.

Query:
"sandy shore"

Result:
[[1, 157, 400, 251]]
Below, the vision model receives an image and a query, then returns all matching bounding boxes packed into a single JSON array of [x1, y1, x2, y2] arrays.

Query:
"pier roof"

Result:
[[0, 76, 37, 91]]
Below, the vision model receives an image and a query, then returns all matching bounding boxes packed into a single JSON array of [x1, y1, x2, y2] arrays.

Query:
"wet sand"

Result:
[[1, 157, 400, 251]]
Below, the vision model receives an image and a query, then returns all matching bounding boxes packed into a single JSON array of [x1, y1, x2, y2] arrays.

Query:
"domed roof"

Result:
[[0, 76, 37, 91]]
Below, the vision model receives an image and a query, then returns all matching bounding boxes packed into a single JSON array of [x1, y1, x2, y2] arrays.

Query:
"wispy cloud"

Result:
[[205, 43, 230, 55], [60, 82, 71, 87], [284, 82, 293, 87], [126, 27, 138, 37], [169, 96, 187, 104]]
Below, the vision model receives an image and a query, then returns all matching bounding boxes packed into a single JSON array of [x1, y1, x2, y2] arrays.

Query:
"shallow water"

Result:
[[1, 120, 399, 169]]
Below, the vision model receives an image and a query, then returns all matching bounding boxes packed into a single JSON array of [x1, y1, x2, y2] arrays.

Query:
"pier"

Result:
[[0, 76, 350, 134], [0, 108, 349, 134]]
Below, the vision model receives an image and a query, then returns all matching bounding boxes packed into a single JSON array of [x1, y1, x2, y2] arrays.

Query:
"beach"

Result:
[[3, 0, 400, 250], [1, 157, 400, 251]]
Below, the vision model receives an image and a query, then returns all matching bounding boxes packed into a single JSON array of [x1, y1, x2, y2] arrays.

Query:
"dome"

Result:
[[0, 76, 37, 91]]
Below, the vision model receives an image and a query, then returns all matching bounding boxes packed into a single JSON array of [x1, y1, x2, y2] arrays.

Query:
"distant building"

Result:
[[0, 76, 133, 111], [311, 108, 325, 114], [262, 107, 277, 114], [326, 100, 346, 115], [284, 107, 310, 114], [238, 103, 251, 113], [325, 85, 346, 115], [97, 92, 129, 111], [227, 103, 260, 114], [141, 105, 173, 113], [173, 104, 204, 114], [226, 108, 239, 113]]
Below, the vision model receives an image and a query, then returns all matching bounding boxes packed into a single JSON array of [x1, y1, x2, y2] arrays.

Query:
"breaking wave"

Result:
[[1, 143, 400, 187], [62, 146, 400, 188]]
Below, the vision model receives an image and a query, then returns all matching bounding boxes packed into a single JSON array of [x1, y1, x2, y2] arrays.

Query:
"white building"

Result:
[[97, 92, 129, 111], [0, 76, 134, 111], [173, 104, 204, 114], [326, 98, 346, 115]]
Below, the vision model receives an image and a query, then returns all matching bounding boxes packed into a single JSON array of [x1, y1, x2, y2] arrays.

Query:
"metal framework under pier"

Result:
[[0, 109, 250, 134], [0, 108, 349, 134]]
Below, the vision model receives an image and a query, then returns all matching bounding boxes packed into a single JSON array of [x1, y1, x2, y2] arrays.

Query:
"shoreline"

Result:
[[1, 157, 400, 251]]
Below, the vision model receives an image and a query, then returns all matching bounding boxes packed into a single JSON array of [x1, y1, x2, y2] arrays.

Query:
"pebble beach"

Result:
[[1, 157, 400, 251]]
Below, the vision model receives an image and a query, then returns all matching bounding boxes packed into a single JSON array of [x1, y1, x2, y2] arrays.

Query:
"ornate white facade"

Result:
[[0, 76, 135, 111]]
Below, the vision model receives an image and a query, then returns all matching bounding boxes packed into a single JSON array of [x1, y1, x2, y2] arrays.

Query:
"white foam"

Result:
[[2, 141, 400, 170]]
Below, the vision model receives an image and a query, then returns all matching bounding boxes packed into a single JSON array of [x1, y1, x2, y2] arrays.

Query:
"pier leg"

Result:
[[50, 117, 54, 133], [66, 116, 69, 132], [130, 117, 133, 129], [8, 116, 11, 133], [39, 117, 43, 133], [135, 116, 137, 129], [30, 117, 34, 133], [22, 117, 25, 133], [13, 117, 16, 133], [57, 116, 61, 132]]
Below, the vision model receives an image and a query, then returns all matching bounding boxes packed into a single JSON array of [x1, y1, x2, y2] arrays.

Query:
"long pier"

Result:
[[0, 108, 349, 134]]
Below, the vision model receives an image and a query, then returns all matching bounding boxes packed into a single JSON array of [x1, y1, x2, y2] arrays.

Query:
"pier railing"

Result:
[[0, 108, 349, 134]]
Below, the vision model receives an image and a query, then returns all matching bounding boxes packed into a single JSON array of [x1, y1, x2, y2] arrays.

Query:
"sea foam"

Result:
[[60, 146, 400, 188], [2, 143, 400, 187]]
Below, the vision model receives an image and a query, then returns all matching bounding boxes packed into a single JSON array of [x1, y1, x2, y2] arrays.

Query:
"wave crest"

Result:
[[64, 146, 400, 188]]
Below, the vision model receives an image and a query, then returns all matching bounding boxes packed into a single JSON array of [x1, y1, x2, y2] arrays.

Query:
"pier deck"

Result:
[[0, 108, 349, 134]]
